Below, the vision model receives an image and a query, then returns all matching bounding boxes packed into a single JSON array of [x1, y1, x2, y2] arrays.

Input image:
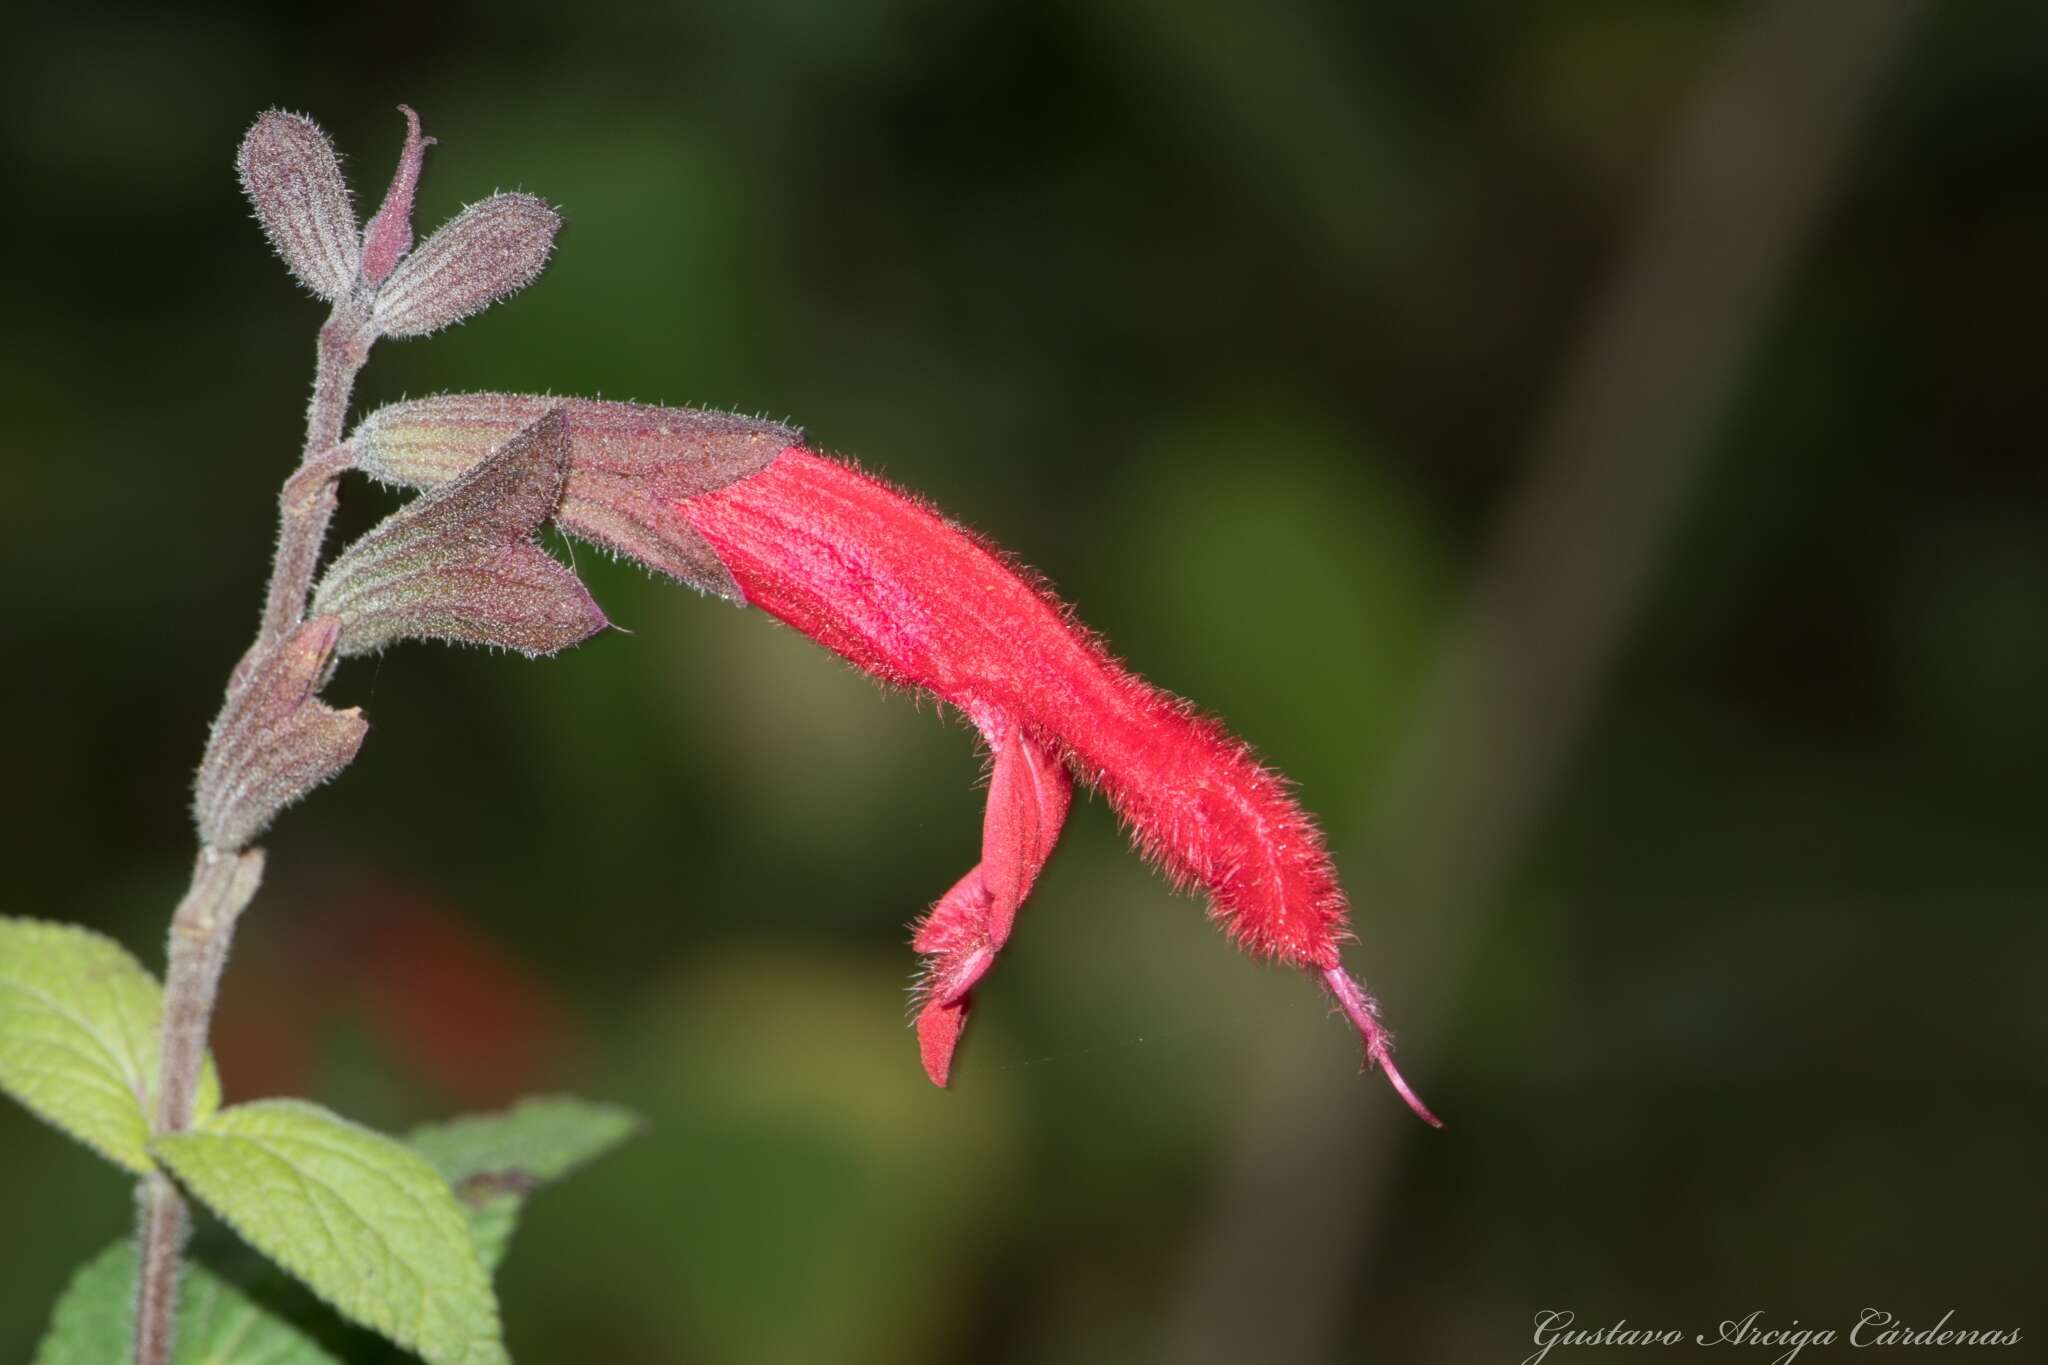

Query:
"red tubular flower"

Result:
[[348, 393, 1437, 1123], [678, 448, 1440, 1125]]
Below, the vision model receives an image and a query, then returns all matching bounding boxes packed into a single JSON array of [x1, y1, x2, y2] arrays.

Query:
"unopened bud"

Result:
[[369, 193, 560, 337], [312, 410, 609, 657], [237, 111, 361, 301], [360, 105, 436, 286], [194, 618, 368, 850]]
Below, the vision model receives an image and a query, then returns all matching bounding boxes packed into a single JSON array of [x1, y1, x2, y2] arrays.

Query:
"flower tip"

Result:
[[361, 103, 435, 286], [1374, 1048, 1443, 1128], [1321, 965, 1441, 1128], [916, 999, 967, 1087]]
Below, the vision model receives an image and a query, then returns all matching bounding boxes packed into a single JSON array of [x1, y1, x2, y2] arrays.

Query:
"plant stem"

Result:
[[132, 1174, 186, 1365], [152, 850, 265, 1133], [260, 303, 373, 645], [133, 848, 263, 1365], [135, 301, 373, 1365]]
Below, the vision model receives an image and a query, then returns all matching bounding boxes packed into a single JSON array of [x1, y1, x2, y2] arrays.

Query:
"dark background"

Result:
[[2, 1, 2042, 1361]]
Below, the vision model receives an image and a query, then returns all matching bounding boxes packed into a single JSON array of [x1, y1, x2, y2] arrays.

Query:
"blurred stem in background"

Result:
[[1160, 1, 1925, 1359]]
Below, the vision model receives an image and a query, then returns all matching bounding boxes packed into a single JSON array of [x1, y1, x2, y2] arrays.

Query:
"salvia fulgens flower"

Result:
[[353, 417, 1442, 1126]]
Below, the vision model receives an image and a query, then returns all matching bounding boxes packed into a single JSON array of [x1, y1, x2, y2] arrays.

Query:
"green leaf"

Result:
[[0, 917, 222, 1174], [153, 1098, 507, 1365], [408, 1095, 642, 1271], [33, 1239, 344, 1365]]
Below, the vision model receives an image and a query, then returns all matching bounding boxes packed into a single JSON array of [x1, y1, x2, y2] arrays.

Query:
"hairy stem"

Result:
[[134, 849, 263, 1365], [136, 302, 372, 1365], [152, 850, 265, 1132], [259, 303, 372, 645], [132, 1174, 187, 1365]]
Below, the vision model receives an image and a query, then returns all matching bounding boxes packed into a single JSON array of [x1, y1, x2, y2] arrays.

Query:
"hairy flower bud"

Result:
[[237, 111, 361, 301], [351, 394, 796, 599], [311, 410, 608, 657], [360, 105, 436, 286], [369, 194, 560, 337], [194, 618, 368, 850]]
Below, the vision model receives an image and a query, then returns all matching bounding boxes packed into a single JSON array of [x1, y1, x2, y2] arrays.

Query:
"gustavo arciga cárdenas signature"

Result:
[[1524, 1308, 2026, 1365]]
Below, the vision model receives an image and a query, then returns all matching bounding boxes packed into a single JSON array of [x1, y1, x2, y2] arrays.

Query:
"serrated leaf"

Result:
[[34, 1240, 343, 1365], [408, 1096, 642, 1270], [351, 393, 797, 601], [0, 918, 221, 1174], [312, 409, 607, 659], [154, 1098, 507, 1365]]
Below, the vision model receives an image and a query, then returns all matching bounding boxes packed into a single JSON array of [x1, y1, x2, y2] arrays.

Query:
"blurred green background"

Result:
[[2, 1, 2042, 1361]]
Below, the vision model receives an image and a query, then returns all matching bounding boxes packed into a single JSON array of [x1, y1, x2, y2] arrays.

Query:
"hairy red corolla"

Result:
[[678, 447, 1439, 1125]]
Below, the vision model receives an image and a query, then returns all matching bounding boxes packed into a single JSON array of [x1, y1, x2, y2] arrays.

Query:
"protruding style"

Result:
[[1324, 965, 1442, 1127]]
